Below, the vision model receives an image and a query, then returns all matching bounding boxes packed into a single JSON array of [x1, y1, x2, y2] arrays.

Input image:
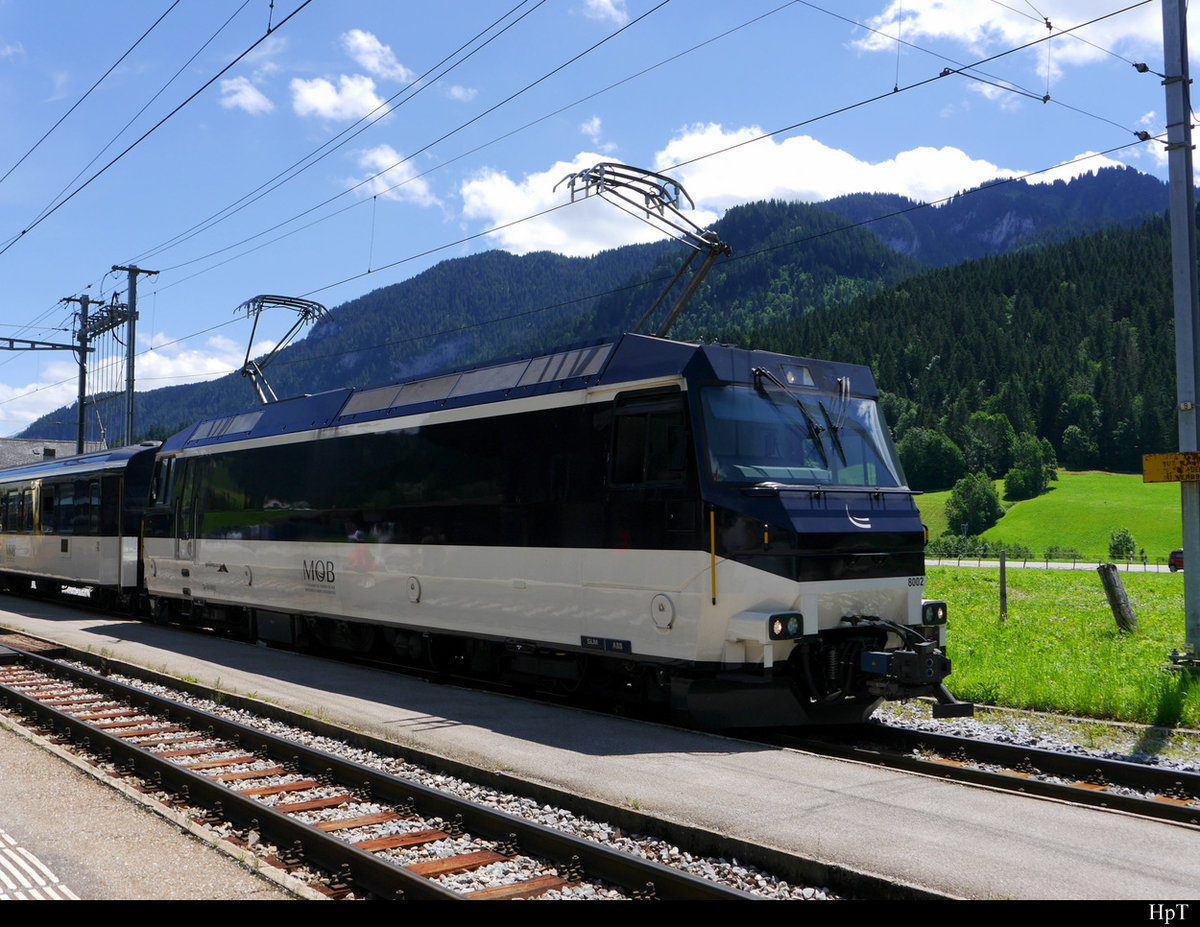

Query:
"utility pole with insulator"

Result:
[[63, 293, 97, 453]]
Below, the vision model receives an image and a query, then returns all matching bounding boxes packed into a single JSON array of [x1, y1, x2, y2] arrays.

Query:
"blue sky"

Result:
[[0, 0, 1181, 434]]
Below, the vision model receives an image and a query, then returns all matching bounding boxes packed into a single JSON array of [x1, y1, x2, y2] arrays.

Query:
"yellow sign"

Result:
[[1143, 451, 1200, 483]]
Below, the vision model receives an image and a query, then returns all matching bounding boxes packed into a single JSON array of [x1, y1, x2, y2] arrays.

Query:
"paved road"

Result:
[[927, 558, 1177, 573]]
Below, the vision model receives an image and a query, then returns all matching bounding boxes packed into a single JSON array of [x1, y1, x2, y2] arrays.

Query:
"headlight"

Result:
[[768, 612, 803, 640], [921, 600, 948, 625]]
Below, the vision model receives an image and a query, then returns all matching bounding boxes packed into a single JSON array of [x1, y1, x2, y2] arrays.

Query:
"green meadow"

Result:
[[927, 565, 1199, 728], [918, 471, 1183, 563]]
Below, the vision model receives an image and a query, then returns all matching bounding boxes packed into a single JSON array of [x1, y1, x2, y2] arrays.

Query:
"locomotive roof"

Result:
[[0, 442, 159, 483], [163, 334, 878, 453]]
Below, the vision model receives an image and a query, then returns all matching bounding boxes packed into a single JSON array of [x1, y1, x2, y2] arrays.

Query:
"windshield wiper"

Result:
[[818, 399, 847, 467], [752, 367, 828, 468]]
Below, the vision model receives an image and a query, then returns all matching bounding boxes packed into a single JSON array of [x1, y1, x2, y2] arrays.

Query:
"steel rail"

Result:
[[777, 724, 1200, 827], [0, 647, 757, 901]]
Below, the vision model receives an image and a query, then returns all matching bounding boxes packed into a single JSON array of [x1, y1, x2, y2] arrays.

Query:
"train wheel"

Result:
[[306, 617, 377, 654], [383, 629, 428, 666], [149, 598, 172, 625]]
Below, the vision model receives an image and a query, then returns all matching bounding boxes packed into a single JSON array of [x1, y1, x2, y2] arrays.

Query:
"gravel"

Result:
[[872, 699, 1200, 773], [71, 665, 837, 900]]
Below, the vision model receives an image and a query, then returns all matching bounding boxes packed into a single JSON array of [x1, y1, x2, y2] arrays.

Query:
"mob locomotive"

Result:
[[0, 334, 965, 726]]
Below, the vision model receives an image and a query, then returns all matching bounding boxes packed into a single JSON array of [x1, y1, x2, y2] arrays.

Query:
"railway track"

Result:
[[774, 722, 1200, 827], [0, 642, 762, 901]]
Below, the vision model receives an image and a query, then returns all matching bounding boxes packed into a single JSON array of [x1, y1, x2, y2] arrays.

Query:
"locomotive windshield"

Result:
[[699, 384, 905, 488]]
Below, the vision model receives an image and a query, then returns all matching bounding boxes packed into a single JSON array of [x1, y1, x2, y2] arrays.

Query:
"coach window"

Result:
[[56, 482, 75, 535], [40, 485, 55, 534], [101, 476, 121, 536], [151, 457, 174, 507]]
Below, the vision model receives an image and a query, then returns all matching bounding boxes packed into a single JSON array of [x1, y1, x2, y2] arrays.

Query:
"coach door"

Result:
[[172, 459, 199, 561]]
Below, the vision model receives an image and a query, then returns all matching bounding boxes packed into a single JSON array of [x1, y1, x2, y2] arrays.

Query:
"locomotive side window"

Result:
[[611, 391, 689, 486]]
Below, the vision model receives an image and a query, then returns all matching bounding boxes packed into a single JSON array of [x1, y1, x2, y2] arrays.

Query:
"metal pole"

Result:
[[124, 272, 137, 445], [112, 265, 158, 446], [76, 296, 89, 454], [1162, 0, 1200, 660]]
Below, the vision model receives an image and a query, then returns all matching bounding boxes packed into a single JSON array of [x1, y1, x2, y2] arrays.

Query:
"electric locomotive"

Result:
[[132, 334, 964, 727]]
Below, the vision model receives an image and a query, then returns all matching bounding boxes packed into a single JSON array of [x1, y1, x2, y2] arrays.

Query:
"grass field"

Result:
[[917, 471, 1183, 563], [927, 565, 1199, 728]]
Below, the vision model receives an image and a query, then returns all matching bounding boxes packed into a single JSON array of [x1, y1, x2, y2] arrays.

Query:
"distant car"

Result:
[[1170, 549, 1184, 572]]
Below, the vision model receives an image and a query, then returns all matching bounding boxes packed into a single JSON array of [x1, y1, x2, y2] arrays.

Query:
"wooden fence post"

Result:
[[1097, 562, 1137, 632]]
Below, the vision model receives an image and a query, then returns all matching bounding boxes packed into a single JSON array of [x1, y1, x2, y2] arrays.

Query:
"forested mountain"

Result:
[[820, 166, 1167, 266], [23, 197, 921, 440], [18, 166, 1180, 482], [751, 217, 1177, 478]]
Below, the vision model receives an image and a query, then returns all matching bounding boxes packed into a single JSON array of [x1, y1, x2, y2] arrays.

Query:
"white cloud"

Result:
[[291, 73, 387, 121], [446, 84, 477, 102], [219, 76, 274, 115], [1024, 151, 1129, 184], [0, 364, 79, 432], [855, 1, 1162, 74], [0, 41, 24, 60], [579, 115, 616, 154], [581, 1, 629, 26], [656, 123, 1022, 207], [138, 333, 274, 390], [341, 29, 415, 83], [461, 153, 674, 256], [243, 33, 287, 68], [348, 145, 439, 207], [460, 123, 1141, 256], [47, 70, 69, 102], [0, 333, 270, 433]]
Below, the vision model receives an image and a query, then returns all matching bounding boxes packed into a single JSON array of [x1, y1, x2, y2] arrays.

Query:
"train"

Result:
[[0, 333, 969, 727]]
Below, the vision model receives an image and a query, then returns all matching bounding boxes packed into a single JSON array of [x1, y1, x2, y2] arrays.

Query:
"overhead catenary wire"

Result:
[[149, 0, 1148, 293], [127, 0, 1169, 344], [137, 0, 675, 274], [0, 0, 182, 193], [0, 1, 1164, 422], [0, 133, 1157, 426], [0, 0, 317, 260], [28, 1, 255, 235], [128, 0, 551, 267], [149, 0, 801, 282]]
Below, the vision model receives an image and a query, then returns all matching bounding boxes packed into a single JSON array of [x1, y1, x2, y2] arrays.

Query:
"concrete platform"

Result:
[[0, 717, 290, 900], [0, 593, 1196, 900]]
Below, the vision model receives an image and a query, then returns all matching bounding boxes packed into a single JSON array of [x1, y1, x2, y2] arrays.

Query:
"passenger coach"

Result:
[[140, 334, 961, 726], [0, 443, 157, 606]]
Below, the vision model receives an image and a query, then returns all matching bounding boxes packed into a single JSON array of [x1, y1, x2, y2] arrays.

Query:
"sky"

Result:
[[0, 0, 1186, 436]]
